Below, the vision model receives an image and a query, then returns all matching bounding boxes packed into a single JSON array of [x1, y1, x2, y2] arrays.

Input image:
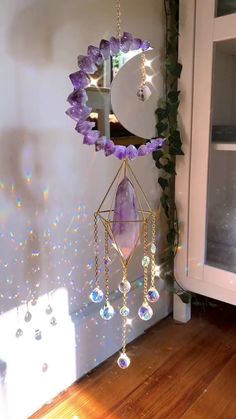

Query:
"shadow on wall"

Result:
[[0, 128, 93, 316]]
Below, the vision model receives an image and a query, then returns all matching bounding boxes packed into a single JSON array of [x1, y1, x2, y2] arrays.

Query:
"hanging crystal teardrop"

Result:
[[151, 243, 156, 254], [90, 287, 104, 303], [100, 302, 115, 320], [120, 306, 130, 317], [137, 85, 152, 102], [138, 302, 153, 321], [146, 287, 160, 303], [118, 280, 131, 294], [117, 353, 131, 369], [142, 256, 150, 268]]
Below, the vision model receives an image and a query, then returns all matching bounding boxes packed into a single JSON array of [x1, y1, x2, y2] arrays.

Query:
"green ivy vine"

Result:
[[153, 0, 191, 303]]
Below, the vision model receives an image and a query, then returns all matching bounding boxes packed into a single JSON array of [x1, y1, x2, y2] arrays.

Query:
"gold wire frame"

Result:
[[95, 159, 157, 265]]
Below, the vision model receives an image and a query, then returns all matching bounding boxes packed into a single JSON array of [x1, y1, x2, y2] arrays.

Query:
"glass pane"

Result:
[[206, 39, 236, 273], [217, 0, 236, 17]]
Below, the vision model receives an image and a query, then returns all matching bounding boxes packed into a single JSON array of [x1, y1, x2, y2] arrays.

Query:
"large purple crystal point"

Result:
[[112, 176, 140, 260]]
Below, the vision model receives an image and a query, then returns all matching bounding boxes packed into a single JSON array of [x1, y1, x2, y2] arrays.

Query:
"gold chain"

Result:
[[122, 262, 127, 353], [140, 53, 146, 88], [151, 212, 156, 287], [116, 0, 122, 41], [94, 213, 99, 287], [143, 219, 148, 301], [104, 221, 110, 302]]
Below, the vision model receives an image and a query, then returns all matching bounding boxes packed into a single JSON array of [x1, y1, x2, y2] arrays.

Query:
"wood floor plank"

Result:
[[31, 317, 204, 419], [30, 304, 236, 419], [182, 355, 236, 419]]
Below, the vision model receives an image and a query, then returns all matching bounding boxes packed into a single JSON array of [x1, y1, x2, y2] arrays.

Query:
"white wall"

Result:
[[0, 1, 171, 418]]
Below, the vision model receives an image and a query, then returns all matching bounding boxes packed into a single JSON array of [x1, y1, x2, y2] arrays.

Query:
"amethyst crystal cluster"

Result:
[[66, 32, 165, 159]]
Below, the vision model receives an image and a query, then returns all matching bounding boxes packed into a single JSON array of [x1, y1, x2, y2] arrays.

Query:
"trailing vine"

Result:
[[153, 0, 190, 303]]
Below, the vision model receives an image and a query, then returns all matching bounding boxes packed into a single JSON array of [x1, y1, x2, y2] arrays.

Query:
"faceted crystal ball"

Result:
[[118, 280, 131, 294], [120, 306, 130, 317], [138, 302, 153, 321], [117, 353, 131, 369], [146, 287, 160, 303], [90, 287, 104, 304], [100, 302, 115, 320]]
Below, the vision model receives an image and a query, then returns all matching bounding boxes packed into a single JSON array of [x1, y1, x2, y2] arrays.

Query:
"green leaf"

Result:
[[156, 121, 168, 135], [155, 107, 168, 121], [166, 62, 182, 78], [155, 159, 163, 169], [153, 150, 163, 161], [164, 160, 176, 174], [158, 177, 169, 191], [160, 193, 169, 217], [167, 90, 181, 103]]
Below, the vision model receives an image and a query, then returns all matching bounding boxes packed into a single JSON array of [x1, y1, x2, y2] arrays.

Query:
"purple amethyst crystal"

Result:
[[114, 145, 127, 160], [126, 145, 138, 160], [87, 45, 104, 66], [138, 144, 149, 156], [95, 136, 107, 151], [104, 140, 116, 156], [112, 176, 140, 260], [110, 37, 120, 55], [69, 71, 90, 89], [66, 106, 92, 122], [67, 89, 88, 106], [75, 121, 95, 135], [99, 40, 110, 60], [121, 32, 133, 53], [83, 130, 100, 145], [141, 40, 151, 51], [130, 38, 142, 50], [78, 55, 97, 74]]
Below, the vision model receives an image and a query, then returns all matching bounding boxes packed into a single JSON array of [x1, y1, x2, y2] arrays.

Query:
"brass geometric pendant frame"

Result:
[[95, 159, 154, 265]]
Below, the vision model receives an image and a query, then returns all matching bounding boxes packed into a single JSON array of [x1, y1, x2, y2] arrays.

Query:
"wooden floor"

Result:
[[31, 303, 236, 419]]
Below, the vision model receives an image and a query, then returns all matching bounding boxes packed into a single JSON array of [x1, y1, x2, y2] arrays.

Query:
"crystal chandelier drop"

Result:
[[89, 160, 160, 368]]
